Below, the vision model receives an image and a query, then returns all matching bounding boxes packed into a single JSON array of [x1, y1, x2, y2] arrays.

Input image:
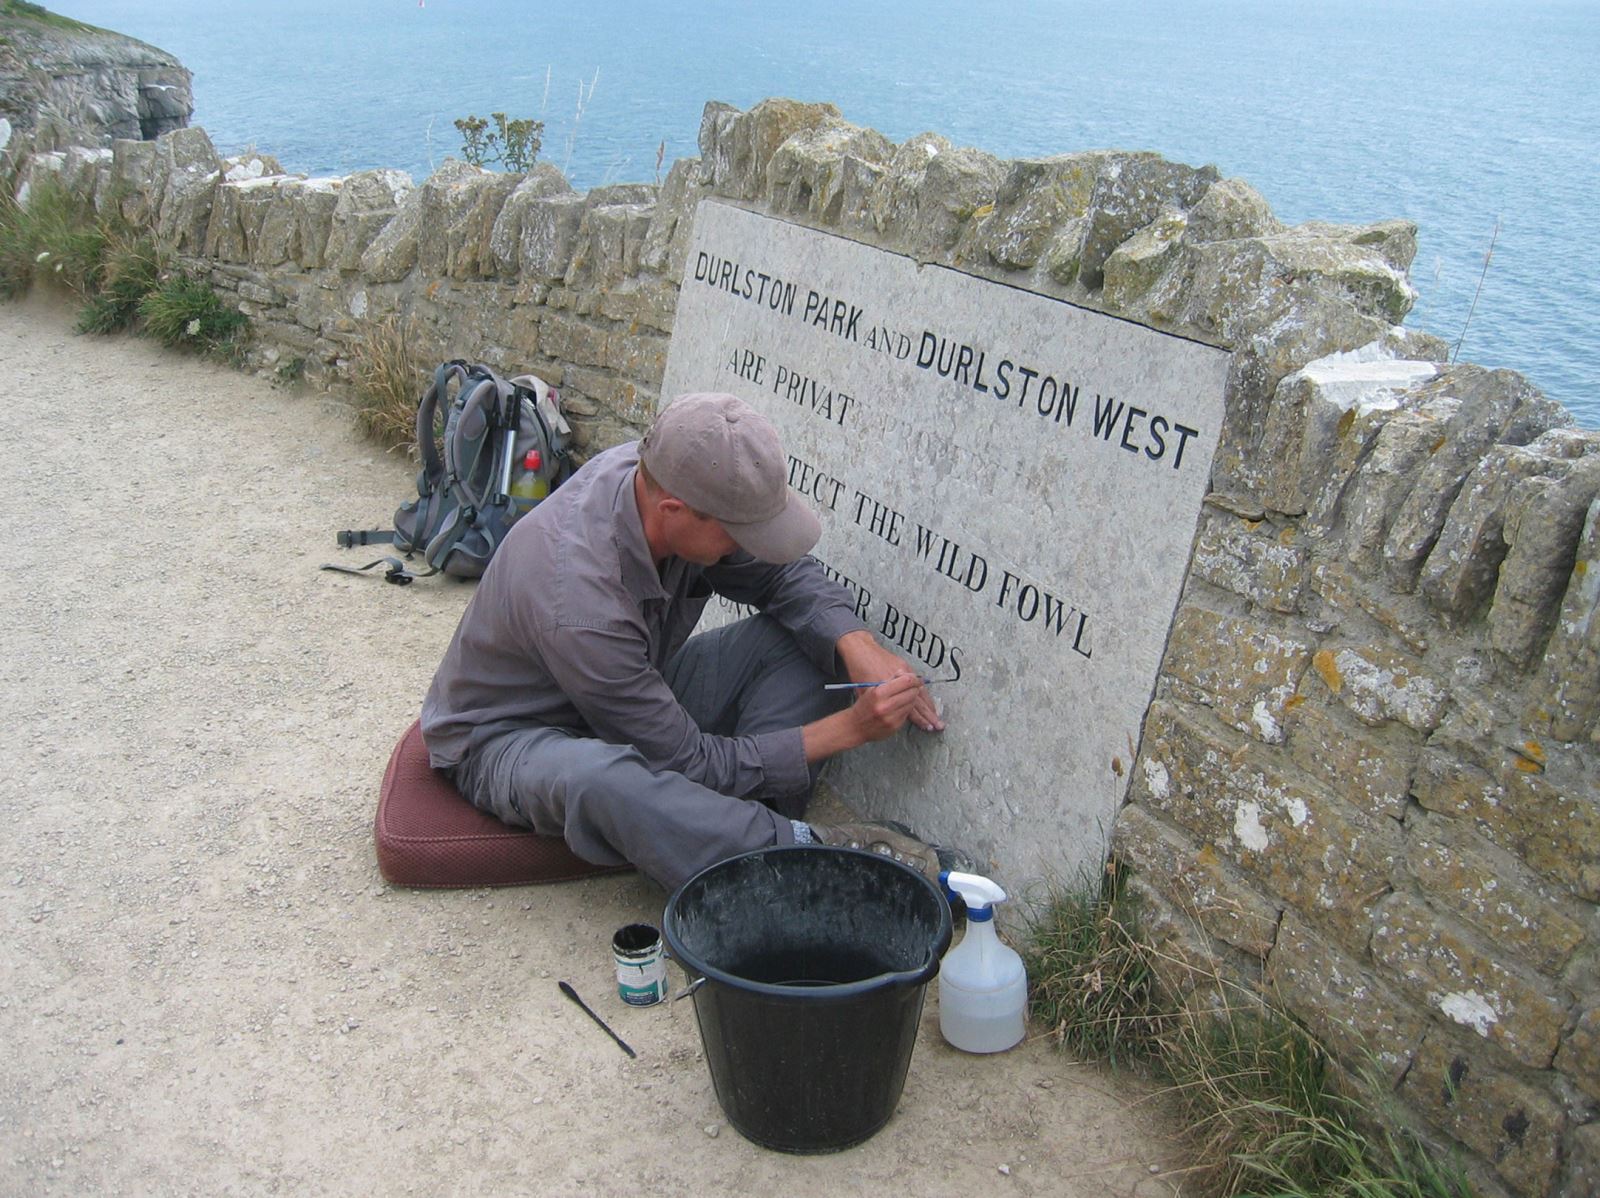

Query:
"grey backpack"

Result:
[[325, 361, 572, 583]]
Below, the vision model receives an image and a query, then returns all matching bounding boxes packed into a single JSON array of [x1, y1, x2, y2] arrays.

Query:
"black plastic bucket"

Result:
[[662, 846, 953, 1153]]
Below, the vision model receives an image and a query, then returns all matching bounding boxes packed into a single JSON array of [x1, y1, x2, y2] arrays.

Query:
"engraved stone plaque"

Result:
[[662, 200, 1230, 885]]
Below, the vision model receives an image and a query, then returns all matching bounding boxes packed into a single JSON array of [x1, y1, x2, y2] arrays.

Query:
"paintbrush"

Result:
[[824, 676, 958, 691], [558, 980, 637, 1059]]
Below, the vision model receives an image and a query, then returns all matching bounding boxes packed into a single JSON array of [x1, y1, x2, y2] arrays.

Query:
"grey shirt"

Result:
[[420, 443, 867, 802]]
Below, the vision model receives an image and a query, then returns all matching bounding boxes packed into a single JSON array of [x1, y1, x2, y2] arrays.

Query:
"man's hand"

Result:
[[834, 629, 945, 733]]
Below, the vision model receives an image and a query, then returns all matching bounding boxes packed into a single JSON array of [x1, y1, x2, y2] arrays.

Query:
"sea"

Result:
[[50, 0, 1600, 426]]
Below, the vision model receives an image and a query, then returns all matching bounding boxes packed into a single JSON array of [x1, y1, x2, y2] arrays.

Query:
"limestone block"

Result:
[[1210, 308, 1397, 494], [1190, 511, 1308, 613], [1338, 404, 1456, 577], [1309, 643, 1447, 733], [596, 278, 678, 336], [152, 126, 222, 252], [12, 150, 63, 206], [1139, 229, 1414, 354], [639, 157, 708, 279], [832, 155, 887, 241], [282, 178, 341, 269], [1039, 216, 1090, 287], [518, 193, 585, 282], [1112, 805, 1280, 957], [1557, 1005, 1600, 1102], [608, 329, 669, 384], [326, 168, 412, 273], [956, 151, 1110, 273], [868, 133, 1005, 260], [586, 184, 658, 209], [221, 151, 285, 182], [1371, 893, 1566, 1069], [1182, 177, 1283, 244], [765, 118, 894, 226], [1162, 606, 1311, 743], [1409, 749, 1597, 897], [1298, 216, 1419, 274], [59, 145, 111, 201], [358, 161, 481, 283], [108, 136, 158, 225], [1102, 206, 1188, 311], [696, 98, 841, 202], [487, 163, 574, 276], [1530, 495, 1600, 743], [1400, 1032, 1567, 1197], [203, 176, 283, 263], [1307, 562, 1434, 654], [1493, 451, 1600, 669], [1076, 153, 1220, 290], [570, 203, 655, 290], [1565, 1122, 1600, 1198], [1404, 813, 1586, 976], [538, 313, 608, 369], [1420, 442, 1574, 622], [1131, 700, 1400, 951], [404, 161, 505, 280], [1264, 911, 1426, 1082], [1283, 697, 1415, 821], [1258, 345, 1437, 517], [1383, 366, 1571, 594]]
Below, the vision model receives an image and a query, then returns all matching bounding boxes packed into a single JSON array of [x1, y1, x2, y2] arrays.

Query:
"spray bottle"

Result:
[[938, 871, 1027, 1053]]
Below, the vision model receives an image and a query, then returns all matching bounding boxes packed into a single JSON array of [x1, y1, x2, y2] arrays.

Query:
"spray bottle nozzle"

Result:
[[945, 871, 1006, 921]]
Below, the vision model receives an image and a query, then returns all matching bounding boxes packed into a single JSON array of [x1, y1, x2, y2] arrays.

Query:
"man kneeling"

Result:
[[420, 392, 959, 892]]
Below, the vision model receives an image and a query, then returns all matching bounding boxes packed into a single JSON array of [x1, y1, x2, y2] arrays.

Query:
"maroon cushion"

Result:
[[375, 719, 630, 888]]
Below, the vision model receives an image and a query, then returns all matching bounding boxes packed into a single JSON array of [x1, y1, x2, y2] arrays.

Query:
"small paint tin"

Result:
[[613, 922, 669, 1006]]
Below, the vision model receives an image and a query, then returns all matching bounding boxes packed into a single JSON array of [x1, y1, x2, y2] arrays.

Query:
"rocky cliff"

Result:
[[0, 2, 190, 149]]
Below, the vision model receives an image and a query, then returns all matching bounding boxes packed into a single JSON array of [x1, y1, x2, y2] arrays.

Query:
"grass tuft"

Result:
[[75, 234, 165, 334], [349, 316, 431, 451], [1024, 861, 1166, 1066], [0, 177, 108, 298], [137, 274, 248, 355], [1023, 863, 1472, 1198]]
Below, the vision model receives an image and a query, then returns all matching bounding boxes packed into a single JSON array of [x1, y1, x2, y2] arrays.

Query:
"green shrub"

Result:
[[0, 176, 106, 297], [137, 274, 248, 354], [75, 235, 165, 334]]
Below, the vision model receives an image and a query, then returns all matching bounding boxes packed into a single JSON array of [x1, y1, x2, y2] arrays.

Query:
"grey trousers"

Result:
[[448, 616, 843, 891]]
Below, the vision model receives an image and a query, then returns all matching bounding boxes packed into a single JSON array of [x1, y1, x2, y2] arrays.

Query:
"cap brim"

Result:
[[720, 491, 822, 564]]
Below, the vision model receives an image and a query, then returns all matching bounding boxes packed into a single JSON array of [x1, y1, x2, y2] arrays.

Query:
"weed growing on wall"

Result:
[[1023, 867, 1472, 1198], [0, 177, 107, 297], [137, 275, 248, 355], [453, 113, 544, 172], [76, 235, 166, 334], [350, 315, 433, 451]]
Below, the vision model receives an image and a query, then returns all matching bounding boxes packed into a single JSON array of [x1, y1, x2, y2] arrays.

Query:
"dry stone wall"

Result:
[[8, 98, 1597, 1196]]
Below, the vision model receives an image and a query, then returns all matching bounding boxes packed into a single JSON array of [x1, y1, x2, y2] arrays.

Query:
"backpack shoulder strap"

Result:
[[416, 360, 470, 490]]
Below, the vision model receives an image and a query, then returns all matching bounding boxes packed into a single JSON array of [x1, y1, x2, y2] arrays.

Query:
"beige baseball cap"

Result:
[[639, 393, 821, 563]]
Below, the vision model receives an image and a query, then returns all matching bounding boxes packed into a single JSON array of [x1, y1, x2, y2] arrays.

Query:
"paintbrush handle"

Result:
[[558, 980, 636, 1059], [824, 676, 949, 690]]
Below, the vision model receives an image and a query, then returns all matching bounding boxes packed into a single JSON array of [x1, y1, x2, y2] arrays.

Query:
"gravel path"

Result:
[[0, 289, 1183, 1196]]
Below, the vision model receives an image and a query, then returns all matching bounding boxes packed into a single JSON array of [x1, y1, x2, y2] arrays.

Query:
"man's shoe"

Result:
[[804, 820, 975, 883]]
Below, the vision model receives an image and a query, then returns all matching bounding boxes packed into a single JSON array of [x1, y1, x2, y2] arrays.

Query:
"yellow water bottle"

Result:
[[509, 448, 549, 511]]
